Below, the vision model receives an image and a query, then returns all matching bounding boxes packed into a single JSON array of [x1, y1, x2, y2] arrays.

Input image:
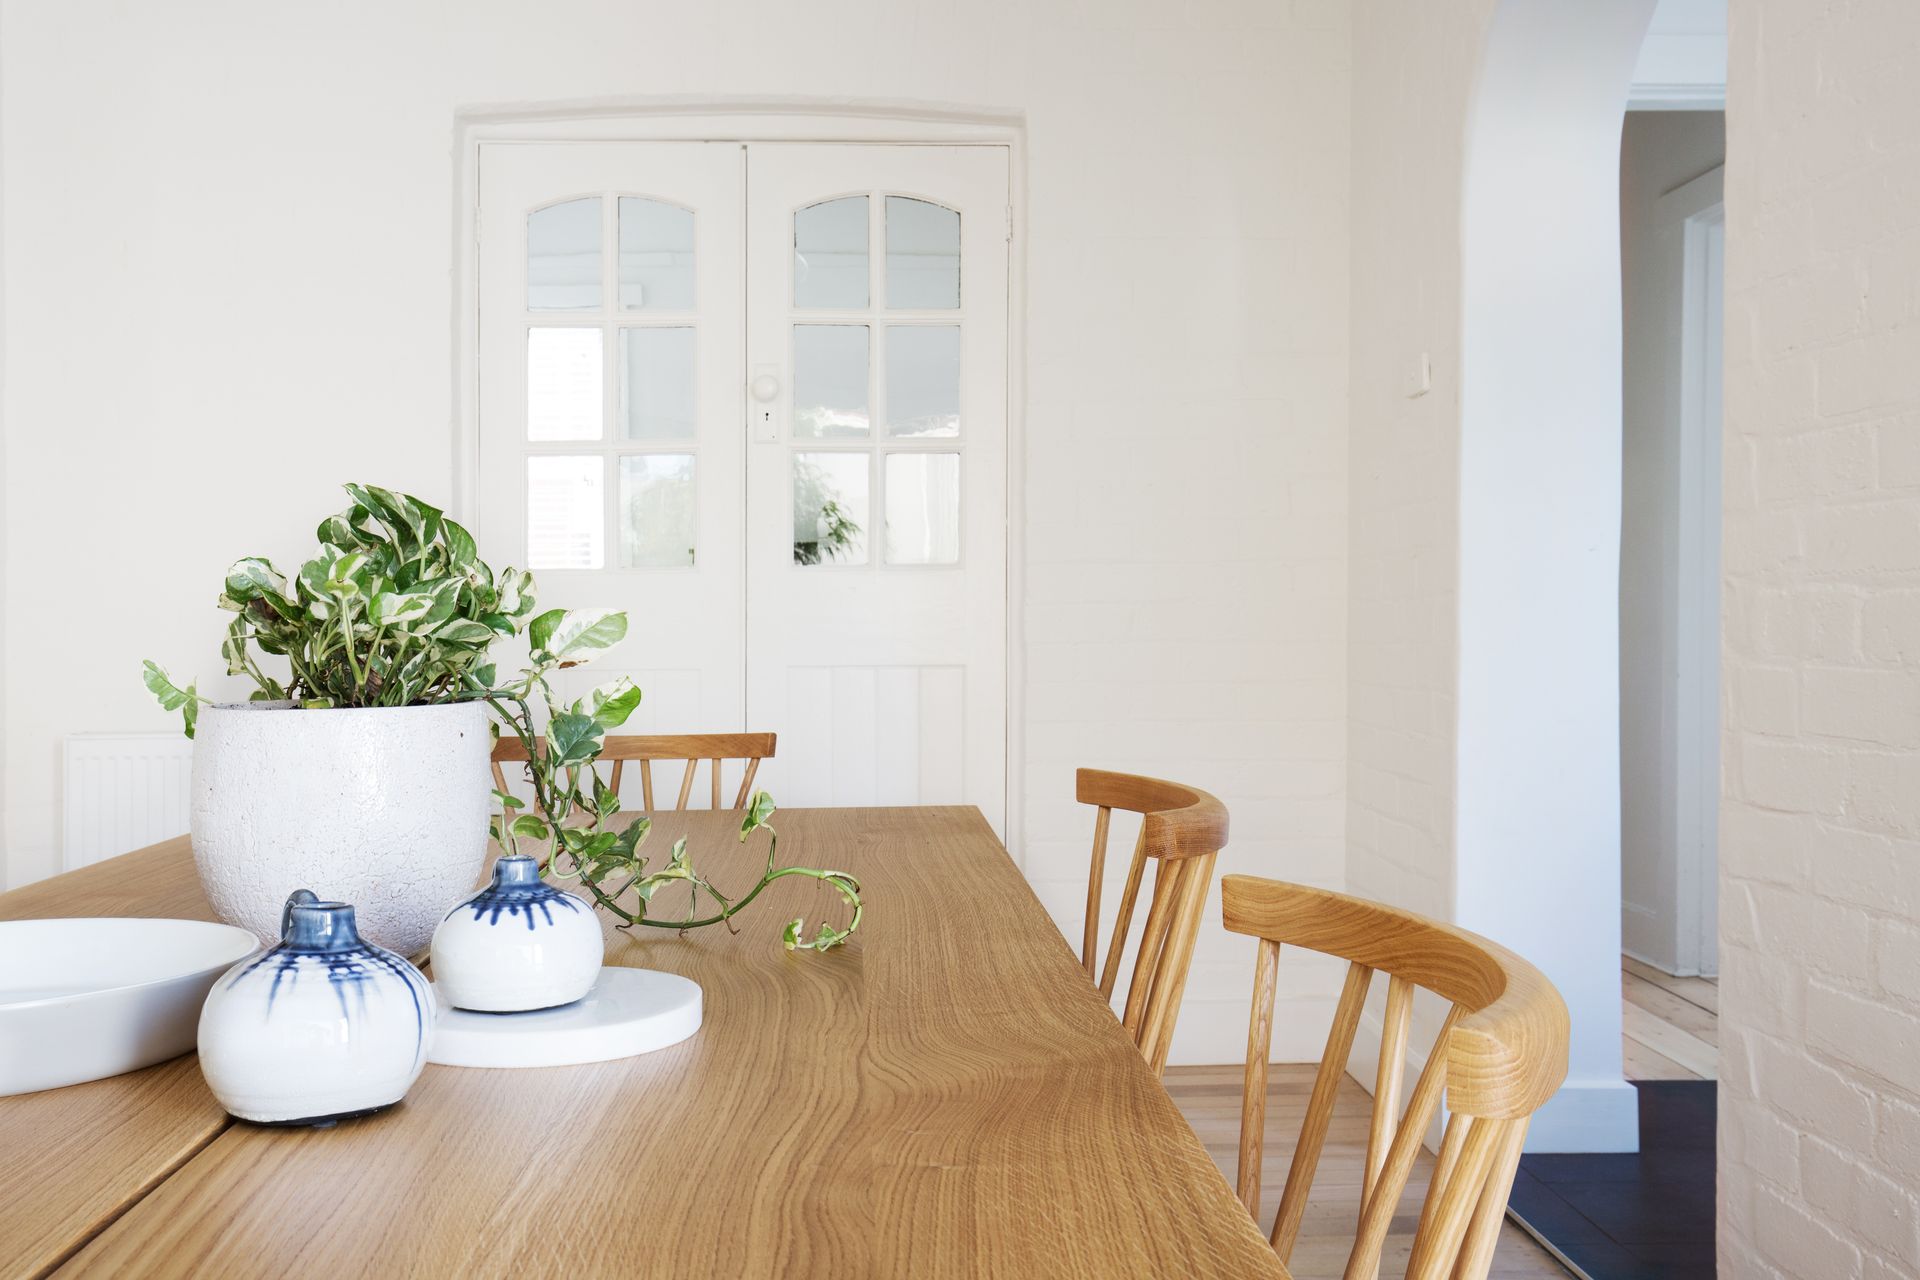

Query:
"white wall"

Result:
[[1619, 111, 1725, 976], [1346, 0, 1648, 1153], [1456, 0, 1655, 1154], [1720, 0, 1920, 1272], [1344, 0, 1491, 1129], [0, 0, 1352, 1065], [1347, 0, 1490, 935]]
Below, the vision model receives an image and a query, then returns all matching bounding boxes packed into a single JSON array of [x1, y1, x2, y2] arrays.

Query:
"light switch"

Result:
[[1405, 352, 1432, 399]]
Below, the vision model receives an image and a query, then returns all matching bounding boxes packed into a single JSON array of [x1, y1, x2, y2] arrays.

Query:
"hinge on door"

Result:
[[1005, 205, 1014, 242]]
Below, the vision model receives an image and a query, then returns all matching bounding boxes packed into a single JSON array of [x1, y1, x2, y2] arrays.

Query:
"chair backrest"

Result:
[[492, 733, 777, 811], [1220, 875, 1569, 1280], [1076, 767, 1229, 1075]]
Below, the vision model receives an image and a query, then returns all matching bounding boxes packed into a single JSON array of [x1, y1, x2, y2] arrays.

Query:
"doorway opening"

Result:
[[1456, 0, 1731, 1270], [1619, 110, 1724, 1084]]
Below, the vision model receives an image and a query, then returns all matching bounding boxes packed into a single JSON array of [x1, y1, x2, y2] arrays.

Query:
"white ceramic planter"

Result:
[[199, 891, 432, 1124], [191, 701, 492, 956], [431, 855, 604, 1012]]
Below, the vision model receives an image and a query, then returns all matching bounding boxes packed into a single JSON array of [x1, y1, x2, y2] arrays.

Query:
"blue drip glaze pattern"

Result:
[[450, 855, 585, 931], [226, 897, 429, 1065]]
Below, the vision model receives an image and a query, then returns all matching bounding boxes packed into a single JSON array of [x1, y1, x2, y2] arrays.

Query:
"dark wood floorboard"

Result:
[[1508, 1081, 1716, 1279]]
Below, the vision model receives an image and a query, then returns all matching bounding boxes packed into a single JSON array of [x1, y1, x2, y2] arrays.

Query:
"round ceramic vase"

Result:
[[431, 855, 604, 1012], [198, 891, 433, 1125], [190, 700, 493, 955]]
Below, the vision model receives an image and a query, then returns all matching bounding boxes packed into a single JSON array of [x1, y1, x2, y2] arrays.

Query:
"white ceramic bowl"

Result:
[[0, 917, 259, 1097]]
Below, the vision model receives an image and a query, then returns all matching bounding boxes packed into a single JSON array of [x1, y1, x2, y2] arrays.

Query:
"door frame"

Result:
[[454, 101, 1028, 852], [1672, 173, 1724, 978]]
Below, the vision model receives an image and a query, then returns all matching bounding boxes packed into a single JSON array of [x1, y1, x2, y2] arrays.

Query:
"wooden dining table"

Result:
[[0, 805, 1285, 1278]]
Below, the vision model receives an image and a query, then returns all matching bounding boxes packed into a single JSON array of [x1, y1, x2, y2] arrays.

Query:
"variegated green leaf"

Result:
[[508, 814, 552, 841], [589, 679, 642, 729], [534, 609, 628, 658], [369, 591, 434, 628], [224, 557, 288, 604], [316, 513, 363, 549], [434, 618, 496, 645], [741, 790, 777, 836], [593, 779, 622, 817], [546, 711, 601, 766], [527, 608, 563, 653], [141, 661, 203, 738]]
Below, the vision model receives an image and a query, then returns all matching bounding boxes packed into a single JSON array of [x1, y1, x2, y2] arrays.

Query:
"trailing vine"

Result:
[[145, 482, 863, 953], [478, 658, 862, 953]]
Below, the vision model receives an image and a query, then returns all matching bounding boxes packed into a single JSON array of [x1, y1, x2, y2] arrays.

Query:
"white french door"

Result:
[[479, 143, 747, 731], [744, 145, 1008, 832], [477, 140, 1009, 831]]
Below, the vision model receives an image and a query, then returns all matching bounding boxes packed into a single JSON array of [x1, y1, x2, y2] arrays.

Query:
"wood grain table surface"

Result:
[[1, 806, 1286, 1279]]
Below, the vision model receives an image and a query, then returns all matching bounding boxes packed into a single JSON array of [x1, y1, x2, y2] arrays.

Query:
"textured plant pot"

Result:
[[190, 701, 492, 956]]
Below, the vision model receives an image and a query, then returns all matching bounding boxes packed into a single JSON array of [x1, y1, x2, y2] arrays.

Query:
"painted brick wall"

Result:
[[1019, 1, 1353, 1064], [1721, 0, 1920, 1273], [1345, 0, 1495, 928], [1341, 0, 1498, 1080]]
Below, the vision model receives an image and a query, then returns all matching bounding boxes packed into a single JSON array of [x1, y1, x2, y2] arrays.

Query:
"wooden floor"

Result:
[[1621, 956, 1718, 1081], [1160, 957, 1718, 1278], [1164, 1065, 1569, 1279]]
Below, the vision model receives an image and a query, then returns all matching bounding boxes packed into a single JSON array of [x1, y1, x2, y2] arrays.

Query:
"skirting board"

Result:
[[1350, 1008, 1640, 1155]]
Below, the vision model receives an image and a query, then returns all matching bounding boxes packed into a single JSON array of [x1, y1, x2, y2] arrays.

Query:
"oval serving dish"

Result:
[[0, 917, 259, 1097]]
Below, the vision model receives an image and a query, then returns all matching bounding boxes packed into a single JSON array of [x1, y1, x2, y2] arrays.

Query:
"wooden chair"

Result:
[[492, 733, 776, 811], [1077, 767, 1229, 1076], [1220, 875, 1569, 1280]]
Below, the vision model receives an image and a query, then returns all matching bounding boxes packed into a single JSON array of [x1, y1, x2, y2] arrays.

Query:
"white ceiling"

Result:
[[1630, 0, 1727, 110]]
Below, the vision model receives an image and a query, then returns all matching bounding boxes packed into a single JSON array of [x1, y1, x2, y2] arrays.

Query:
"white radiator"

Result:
[[62, 733, 193, 870]]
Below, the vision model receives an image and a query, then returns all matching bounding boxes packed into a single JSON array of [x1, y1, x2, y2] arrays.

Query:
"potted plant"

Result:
[[147, 483, 860, 957]]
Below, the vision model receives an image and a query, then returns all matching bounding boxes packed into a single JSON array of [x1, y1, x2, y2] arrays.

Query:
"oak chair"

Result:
[[1076, 767, 1230, 1076], [1221, 875, 1569, 1280], [492, 733, 777, 811]]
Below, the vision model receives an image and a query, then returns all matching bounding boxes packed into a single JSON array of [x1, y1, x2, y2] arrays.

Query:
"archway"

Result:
[[1456, 0, 1660, 1152]]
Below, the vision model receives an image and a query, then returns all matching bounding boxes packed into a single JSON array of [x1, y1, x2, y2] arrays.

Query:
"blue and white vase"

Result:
[[198, 890, 432, 1124], [431, 855, 604, 1012]]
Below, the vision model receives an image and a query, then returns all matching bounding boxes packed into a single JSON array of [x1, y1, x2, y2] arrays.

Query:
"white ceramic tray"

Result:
[[428, 967, 702, 1068], [0, 917, 259, 1096]]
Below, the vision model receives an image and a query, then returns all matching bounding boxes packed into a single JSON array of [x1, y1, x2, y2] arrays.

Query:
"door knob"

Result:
[[750, 372, 781, 403]]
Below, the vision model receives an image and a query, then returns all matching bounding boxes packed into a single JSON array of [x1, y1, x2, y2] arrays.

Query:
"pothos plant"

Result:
[[143, 483, 862, 952]]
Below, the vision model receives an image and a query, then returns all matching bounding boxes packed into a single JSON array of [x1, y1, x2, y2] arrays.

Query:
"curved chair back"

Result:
[[1077, 768, 1229, 1075], [1221, 875, 1569, 1280], [493, 733, 776, 811]]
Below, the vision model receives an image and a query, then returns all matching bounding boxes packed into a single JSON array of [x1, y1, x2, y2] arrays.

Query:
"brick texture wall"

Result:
[[1340, 0, 1499, 1087], [1345, 0, 1494, 926], [1721, 0, 1920, 1273], [1019, 2, 1353, 1065]]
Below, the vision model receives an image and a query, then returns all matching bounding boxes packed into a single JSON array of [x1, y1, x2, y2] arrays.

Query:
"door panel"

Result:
[[478, 142, 747, 731], [778, 665, 968, 809], [478, 141, 1009, 829], [744, 145, 1009, 832]]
